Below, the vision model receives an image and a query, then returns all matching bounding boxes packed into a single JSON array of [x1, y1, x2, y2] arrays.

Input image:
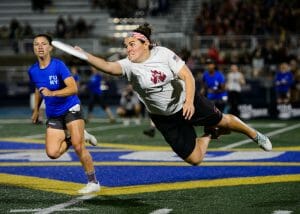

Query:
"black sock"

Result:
[[86, 171, 97, 183]]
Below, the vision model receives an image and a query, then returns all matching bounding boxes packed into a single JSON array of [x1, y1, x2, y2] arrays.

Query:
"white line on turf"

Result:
[[149, 208, 173, 214], [22, 124, 132, 139], [222, 123, 300, 149], [10, 208, 89, 213], [27, 194, 95, 214], [272, 210, 293, 214]]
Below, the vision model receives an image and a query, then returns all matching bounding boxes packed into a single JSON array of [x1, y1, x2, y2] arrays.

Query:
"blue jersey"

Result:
[[73, 73, 80, 83], [88, 73, 102, 95], [274, 70, 293, 93], [28, 58, 80, 118], [202, 70, 228, 100]]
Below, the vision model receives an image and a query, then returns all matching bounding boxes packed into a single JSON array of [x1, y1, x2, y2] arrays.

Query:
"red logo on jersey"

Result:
[[150, 70, 166, 84]]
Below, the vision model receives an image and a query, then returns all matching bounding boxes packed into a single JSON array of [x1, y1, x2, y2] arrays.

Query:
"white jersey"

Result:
[[118, 46, 186, 115], [227, 72, 243, 92]]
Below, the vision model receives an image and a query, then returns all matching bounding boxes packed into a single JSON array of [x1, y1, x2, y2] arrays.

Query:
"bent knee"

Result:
[[46, 151, 60, 159], [185, 156, 204, 166], [218, 114, 231, 128]]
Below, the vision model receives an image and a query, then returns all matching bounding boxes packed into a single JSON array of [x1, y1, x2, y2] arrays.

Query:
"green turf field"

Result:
[[0, 116, 300, 214]]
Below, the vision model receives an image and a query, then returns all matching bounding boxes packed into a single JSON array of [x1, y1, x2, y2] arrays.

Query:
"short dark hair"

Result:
[[33, 33, 53, 45]]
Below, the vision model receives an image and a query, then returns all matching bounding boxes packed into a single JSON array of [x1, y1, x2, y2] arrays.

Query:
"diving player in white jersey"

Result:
[[73, 23, 272, 165], [28, 34, 100, 194]]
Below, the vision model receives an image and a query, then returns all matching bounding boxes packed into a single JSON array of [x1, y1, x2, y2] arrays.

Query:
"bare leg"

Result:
[[184, 135, 211, 165], [67, 119, 95, 174], [216, 114, 257, 139], [105, 107, 115, 123], [45, 128, 69, 159], [216, 114, 272, 151]]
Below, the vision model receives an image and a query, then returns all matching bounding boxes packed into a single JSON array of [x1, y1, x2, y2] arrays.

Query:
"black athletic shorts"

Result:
[[149, 95, 223, 159], [46, 106, 84, 130]]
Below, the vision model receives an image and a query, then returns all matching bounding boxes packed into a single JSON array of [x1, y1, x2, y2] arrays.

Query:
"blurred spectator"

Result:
[[200, 58, 228, 112], [86, 66, 115, 123], [0, 26, 9, 39], [65, 15, 75, 38], [193, 0, 298, 36], [289, 59, 300, 104], [75, 17, 88, 38], [274, 62, 294, 104], [116, 84, 141, 126], [55, 16, 67, 38], [226, 64, 246, 116], [9, 18, 22, 53], [70, 65, 81, 90], [22, 22, 34, 38], [22, 22, 34, 53], [252, 47, 265, 78]]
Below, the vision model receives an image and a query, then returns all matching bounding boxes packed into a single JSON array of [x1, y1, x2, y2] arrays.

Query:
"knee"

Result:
[[72, 143, 83, 154], [185, 154, 204, 166], [219, 114, 232, 128], [187, 159, 203, 166], [46, 151, 60, 159]]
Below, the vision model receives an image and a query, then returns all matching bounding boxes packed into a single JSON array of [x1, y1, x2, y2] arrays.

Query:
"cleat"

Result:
[[143, 128, 155, 138], [78, 182, 100, 194], [84, 130, 97, 146], [254, 132, 272, 151]]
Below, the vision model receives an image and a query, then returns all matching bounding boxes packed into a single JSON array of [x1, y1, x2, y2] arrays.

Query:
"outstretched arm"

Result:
[[76, 47, 123, 76]]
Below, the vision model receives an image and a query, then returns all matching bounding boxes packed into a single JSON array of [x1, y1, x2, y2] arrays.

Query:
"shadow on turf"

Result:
[[86, 196, 150, 208], [254, 199, 300, 208]]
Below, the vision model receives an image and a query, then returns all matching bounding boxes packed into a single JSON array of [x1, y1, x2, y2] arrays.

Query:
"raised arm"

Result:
[[76, 47, 123, 76]]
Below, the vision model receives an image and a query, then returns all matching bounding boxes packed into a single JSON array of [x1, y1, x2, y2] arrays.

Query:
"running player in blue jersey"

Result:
[[28, 34, 100, 194], [70, 23, 272, 165], [201, 58, 228, 112]]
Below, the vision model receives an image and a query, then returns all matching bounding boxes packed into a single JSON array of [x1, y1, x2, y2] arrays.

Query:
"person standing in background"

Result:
[[274, 62, 294, 105], [274, 62, 294, 119], [86, 66, 115, 123], [116, 84, 141, 126], [201, 58, 228, 112], [226, 64, 245, 116]]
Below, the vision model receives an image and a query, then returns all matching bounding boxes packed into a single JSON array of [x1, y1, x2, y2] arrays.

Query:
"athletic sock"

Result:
[[86, 171, 97, 184]]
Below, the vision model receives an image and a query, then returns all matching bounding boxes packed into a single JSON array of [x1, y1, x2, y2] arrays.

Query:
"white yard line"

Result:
[[149, 208, 173, 214], [10, 208, 88, 213], [221, 123, 300, 149], [22, 124, 130, 139], [33, 195, 94, 214]]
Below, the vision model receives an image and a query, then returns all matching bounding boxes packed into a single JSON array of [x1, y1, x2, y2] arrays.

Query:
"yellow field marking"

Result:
[[1, 138, 300, 151], [1, 173, 299, 196], [1, 138, 300, 152], [0, 173, 83, 195], [0, 161, 299, 167], [99, 174, 300, 196]]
